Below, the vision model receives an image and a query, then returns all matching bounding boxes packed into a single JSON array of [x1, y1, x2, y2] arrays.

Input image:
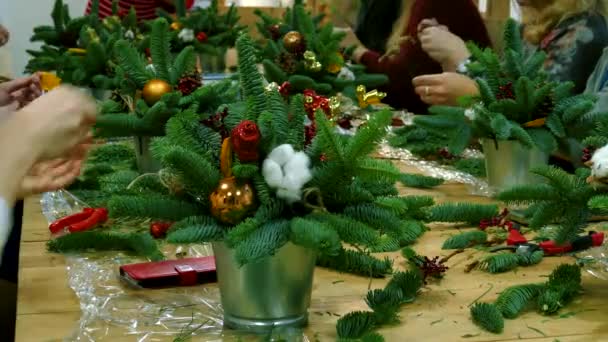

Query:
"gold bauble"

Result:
[[170, 22, 183, 31], [283, 31, 304, 53], [142, 79, 172, 105], [210, 177, 257, 225]]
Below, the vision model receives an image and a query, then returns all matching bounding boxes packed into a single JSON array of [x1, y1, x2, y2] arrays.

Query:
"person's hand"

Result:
[[417, 18, 448, 33], [0, 74, 42, 108], [413, 72, 479, 106], [419, 25, 470, 72], [18, 158, 83, 198], [0, 24, 9, 47], [20, 86, 96, 160]]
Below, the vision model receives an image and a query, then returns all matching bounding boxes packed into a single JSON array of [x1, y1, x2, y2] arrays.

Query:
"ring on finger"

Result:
[[425, 86, 430, 96]]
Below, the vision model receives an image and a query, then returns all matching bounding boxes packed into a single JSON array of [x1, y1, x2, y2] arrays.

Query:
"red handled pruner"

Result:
[[49, 208, 109, 234]]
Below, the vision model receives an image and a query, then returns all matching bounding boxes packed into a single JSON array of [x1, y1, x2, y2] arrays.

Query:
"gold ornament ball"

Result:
[[283, 31, 304, 53], [170, 22, 183, 31], [210, 177, 257, 225], [142, 79, 172, 105]]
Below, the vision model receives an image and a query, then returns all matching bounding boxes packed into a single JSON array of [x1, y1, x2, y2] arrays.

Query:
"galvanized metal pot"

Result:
[[134, 136, 162, 173], [212, 242, 316, 332], [481, 138, 549, 191], [200, 51, 227, 74]]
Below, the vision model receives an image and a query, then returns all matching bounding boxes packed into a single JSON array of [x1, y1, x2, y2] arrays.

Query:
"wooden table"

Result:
[[15, 162, 608, 341]]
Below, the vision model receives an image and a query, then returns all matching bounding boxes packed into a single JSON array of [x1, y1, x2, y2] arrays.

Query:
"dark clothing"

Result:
[[355, 0, 402, 54], [359, 0, 491, 113]]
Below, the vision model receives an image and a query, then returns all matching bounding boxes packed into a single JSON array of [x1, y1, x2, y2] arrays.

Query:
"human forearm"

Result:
[[0, 114, 41, 205]]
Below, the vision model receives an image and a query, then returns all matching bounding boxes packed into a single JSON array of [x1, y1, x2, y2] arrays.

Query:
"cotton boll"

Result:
[[178, 28, 195, 42], [283, 152, 311, 177], [276, 188, 302, 203], [591, 145, 608, 179], [268, 144, 295, 166], [124, 30, 135, 40], [337, 67, 355, 81], [262, 159, 284, 188]]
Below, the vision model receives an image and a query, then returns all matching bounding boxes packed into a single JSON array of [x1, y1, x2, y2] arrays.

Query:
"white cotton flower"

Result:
[[262, 159, 283, 188], [590, 144, 608, 179], [464, 108, 477, 121], [178, 28, 195, 42], [268, 144, 295, 166], [263, 144, 312, 203], [124, 30, 135, 40], [337, 67, 355, 81]]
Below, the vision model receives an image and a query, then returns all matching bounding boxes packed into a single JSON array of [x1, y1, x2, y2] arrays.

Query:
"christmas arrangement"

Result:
[[255, 0, 388, 97], [497, 114, 608, 245], [26, 0, 147, 89], [157, 0, 244, 63], [390, 19, 599, 166]]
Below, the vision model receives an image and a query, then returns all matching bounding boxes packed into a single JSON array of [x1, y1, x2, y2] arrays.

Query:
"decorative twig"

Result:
[[468, 284, 494, 307], [465, 260, 480, 273], [439, 249, 465, 264]]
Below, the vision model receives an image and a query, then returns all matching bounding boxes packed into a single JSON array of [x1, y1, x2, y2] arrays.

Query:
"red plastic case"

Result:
[[119, 256, 216, 288]]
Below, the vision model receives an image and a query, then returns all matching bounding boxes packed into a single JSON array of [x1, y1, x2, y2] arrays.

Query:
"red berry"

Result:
[[150, 222, 172, 239], [196, 32, 208, 43]]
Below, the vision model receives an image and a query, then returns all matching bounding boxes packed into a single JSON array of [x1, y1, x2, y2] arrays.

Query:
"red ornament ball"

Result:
[[150, 222, 172, 239], [196, 32, 208, 43], [231, 120, 261, 162], [279, 81, 291, 98], [303, 89, 331, 120]]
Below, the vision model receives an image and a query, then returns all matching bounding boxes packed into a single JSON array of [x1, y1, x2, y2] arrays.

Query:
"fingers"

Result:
[[412, 74, 444, 87], [1, 75, 35, 93], [417, 18, 439, 33], [19, 159, 82, 197]]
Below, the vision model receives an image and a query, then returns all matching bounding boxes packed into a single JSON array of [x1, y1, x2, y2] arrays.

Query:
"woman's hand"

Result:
[[0, 24, 9, 47], [418, 25, 470, 72], [413, 72, 479, 106], [0, 74, 42, 108]]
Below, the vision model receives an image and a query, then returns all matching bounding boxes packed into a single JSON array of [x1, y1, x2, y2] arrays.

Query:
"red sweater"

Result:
[[85, 0, 194, 21], [360, 0, 491, 113]]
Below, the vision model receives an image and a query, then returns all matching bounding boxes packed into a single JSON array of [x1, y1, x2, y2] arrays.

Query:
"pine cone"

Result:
[[276, 52, 297, 74], [177, 74, 202, 96], [533, 93, 555, 119], [496, 82, 515, 100]]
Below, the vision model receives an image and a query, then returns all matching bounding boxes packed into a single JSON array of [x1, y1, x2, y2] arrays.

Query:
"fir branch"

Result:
[[290, 218, 341, 256], [478, 253, 521, 273], [428, 203, 498, 224], [166, 224, 225, 244], [109, 195, 200, 221], [162, 146, 221, 197], [225, 218, 260, 247], [308, 213, 381, 249], [470, 303, 504, 334], [336, 311, 377, 340], [345, 110, 392, 159], [497, 184, 558, 205], [495, 284, 543, 319], [236, 34, 266, 120], [150, 18, 172, 81], [234, 220, 291, 265], [399, 173, 444, 189], [518, 250, 544, 266], [442, 231, 488, 250], [316, 248, 392, 278], [48, 231, 164, 261]]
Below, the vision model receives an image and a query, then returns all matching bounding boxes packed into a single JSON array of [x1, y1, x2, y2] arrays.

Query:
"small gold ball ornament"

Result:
[[142, 79, 172, 105], [210, 177, 257, 225], [283, 31, 304, 53], [170, 22, 183, 31]]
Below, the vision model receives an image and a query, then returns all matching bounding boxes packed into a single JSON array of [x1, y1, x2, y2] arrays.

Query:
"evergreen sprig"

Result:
[[442, 231, 488, 250], [48, 231, 164, 261], [336, 271, 423, 339], [470, 303, 504, 334], [429, 203, 498, 224]]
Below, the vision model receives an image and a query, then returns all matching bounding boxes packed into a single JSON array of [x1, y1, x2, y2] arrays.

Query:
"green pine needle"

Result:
[[109, 195, 201, 221], [166, 224, 225, 244], [479, 253, 521, 273], [442, 231, 488, 250], [290, 218, 341, 256], [336, 311, 377, 339], [399, 173, 444, 189], [316, 248, 393, 278], [234, 220, 291, 265], [495, 284, 543, 319], [518, 250, 544, 266], [429, 203, 498, 224], [48, 231, 164, 261], [470, 302, 504, 334]]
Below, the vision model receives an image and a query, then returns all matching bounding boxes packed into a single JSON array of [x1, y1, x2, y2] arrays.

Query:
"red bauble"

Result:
[[279, 81, 291, 98], [231, 121, 261, 162], [496, 82, 515, 100], [150, 222, 172, 239], [118, 9, 129, 18], [305, 123, 316, 146], [268, 24, 281, 41], [337, 117, 353, 130], [303, 89, 330, 120], [196, 32, 208, 43]]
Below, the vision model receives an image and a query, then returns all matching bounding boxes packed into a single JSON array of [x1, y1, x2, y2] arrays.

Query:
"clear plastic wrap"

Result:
[[377, 140, 492, 197], [41, 190, 311, 341], [577, 245, 608, 281]]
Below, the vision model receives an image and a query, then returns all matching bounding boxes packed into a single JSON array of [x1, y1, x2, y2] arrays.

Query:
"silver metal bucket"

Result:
[[200, 51, 227, 74], [481, 138, 549, 191], [134, 136, 162, 173], [212, 242, 316, 332]]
